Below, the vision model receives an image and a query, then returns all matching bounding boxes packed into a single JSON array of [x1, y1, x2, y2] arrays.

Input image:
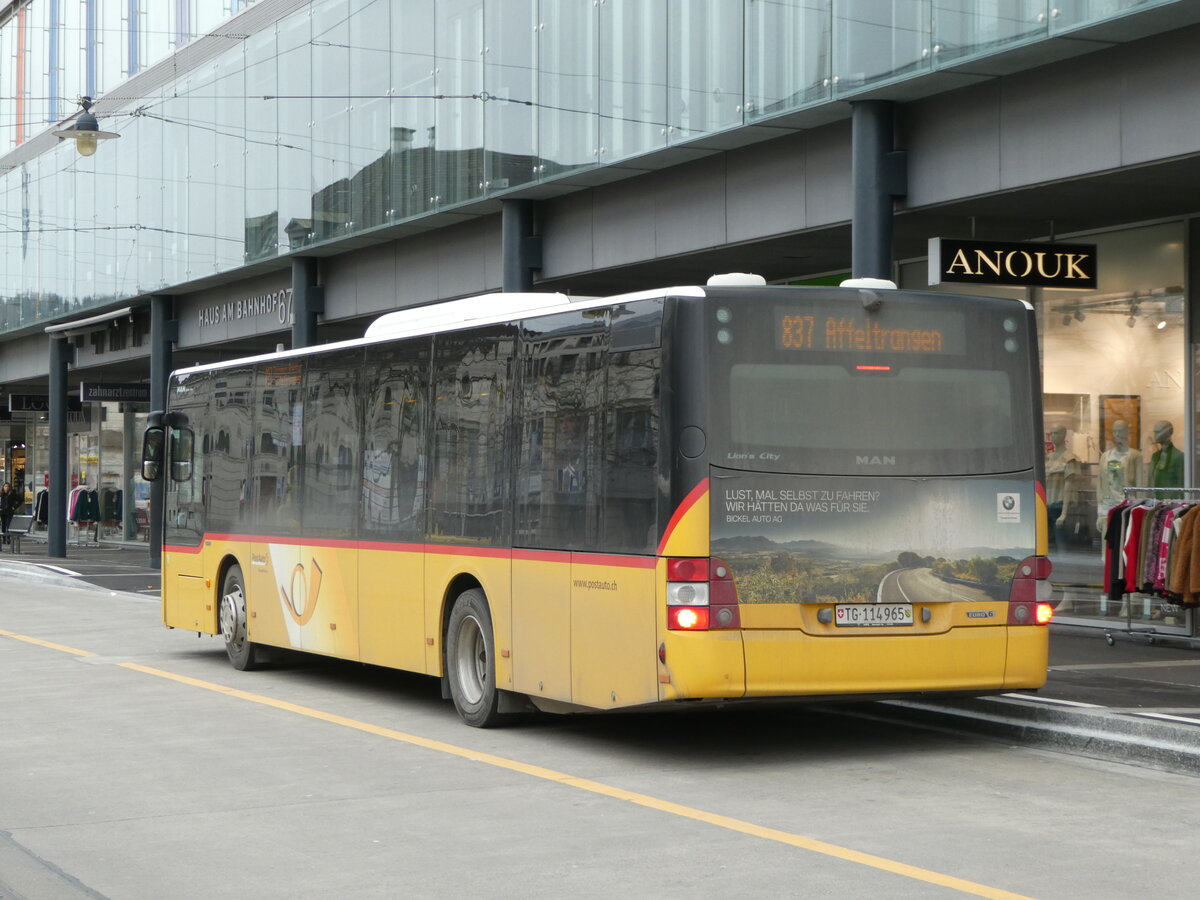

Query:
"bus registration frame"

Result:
[[835, 604, 914, 627]]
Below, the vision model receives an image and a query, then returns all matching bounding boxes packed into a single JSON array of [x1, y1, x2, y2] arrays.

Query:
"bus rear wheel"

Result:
[[219, 564, 262, 671], [446, 588, 501, 727]]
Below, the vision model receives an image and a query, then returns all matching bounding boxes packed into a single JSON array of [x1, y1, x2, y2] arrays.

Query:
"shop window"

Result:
[[900, 222, 1190, 634]]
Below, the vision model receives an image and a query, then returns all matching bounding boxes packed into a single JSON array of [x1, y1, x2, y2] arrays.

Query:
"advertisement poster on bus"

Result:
[[711, 473, 1036, 605]]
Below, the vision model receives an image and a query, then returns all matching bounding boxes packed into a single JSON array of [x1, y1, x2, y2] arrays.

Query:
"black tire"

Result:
[[445, 588, 501, 727], [219, 564, 262, 671]]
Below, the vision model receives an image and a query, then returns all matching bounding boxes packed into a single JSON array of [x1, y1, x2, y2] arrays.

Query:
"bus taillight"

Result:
[[1007, 555, 1054, 626], [666, 557, 740, 630], [668, 606, 710, 630], [709, 557, 741, 629]]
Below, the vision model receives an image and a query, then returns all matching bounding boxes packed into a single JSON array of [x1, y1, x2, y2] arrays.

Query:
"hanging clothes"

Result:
[[1103, 495, 1200, 608]]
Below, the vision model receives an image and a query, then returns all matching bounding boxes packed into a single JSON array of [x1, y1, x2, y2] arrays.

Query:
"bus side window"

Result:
[[207, 367, 253, 531], [361, 340, 430, 543], [252, 361, 305, 536], [303, 351, 362, 540], [169, 427, 195, 481], [515, 320, 606, 551], [429, 329, 514, 546], [163, 373, 213, 549], [604, 349, 660, 554]]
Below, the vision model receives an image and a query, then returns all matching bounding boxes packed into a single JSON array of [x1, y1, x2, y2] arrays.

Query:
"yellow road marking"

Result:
[[4, 630, 1034, 900], [0, 629, 96, 657]]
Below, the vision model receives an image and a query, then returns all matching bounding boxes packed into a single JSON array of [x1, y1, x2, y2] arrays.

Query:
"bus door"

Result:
[[162, 406, 215, 634], [297, 355, 361, 661], [248, 361, 306, 652]]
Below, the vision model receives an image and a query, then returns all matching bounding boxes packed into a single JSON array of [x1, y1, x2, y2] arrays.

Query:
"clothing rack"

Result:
[[1104, 487, 1200, 649]]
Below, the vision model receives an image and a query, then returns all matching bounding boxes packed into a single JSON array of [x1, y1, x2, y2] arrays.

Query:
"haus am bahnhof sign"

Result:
[[928, 238, 1097, 290]]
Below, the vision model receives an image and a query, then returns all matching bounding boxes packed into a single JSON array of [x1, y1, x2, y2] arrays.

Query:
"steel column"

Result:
[[47, 335, 70, 558], [851, 100, 908, 281], [149, 294, 176, 569], [502, 199, 541, 292], [291, 257, 323, 349]]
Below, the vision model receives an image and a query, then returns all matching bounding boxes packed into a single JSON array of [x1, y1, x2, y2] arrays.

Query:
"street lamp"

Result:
[[52, 97, 119, 156]]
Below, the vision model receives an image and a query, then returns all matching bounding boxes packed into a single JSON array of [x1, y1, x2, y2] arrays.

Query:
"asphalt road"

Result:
[[2, 576, 1198, 900], [877, 566, 994, 604]]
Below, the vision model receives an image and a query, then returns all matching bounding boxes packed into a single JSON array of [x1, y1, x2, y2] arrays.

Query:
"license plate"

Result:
[[834, 603, 914, 627]]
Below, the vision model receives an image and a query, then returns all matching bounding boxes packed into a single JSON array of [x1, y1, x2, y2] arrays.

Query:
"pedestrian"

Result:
[[0, 481, 17, 546]]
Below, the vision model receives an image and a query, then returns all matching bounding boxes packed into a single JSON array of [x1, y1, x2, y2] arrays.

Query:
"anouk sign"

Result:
[[928, 238, 1097, 290], [198, 287, 293, 330]]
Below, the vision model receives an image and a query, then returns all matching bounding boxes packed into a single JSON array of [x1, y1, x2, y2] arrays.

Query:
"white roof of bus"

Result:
[[170, 285, 706, 377]]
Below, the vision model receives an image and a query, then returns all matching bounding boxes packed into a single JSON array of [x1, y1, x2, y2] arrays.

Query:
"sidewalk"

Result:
[[1, 537, 1197, 771], [0, 533, 161, 596]]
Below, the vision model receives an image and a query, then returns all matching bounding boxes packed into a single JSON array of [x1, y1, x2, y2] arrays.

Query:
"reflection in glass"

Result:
[[668, 0, 743, 141], [277, 14, 313, 252], [160, 93, 189, 287], [391, 0, 437, 221], [484, 0, 537, 192], [214, 53, 247, 273], [436, 0, 486, 208], [311, 0, 352, 243], [361, 342, 429, 542], [745, 0, 831, 119], [932, 1, 1047, 65], [186, 68, 219, 280], [1, 0, 1177, 334], [539, 0, 598, 176], [1050, 0, 1164, 33], [834, 0, 930, 93], [207, 368, 254, 533], [600, 1, 667, 162], [429, 330, 514, 545], [245, 28, 280, 262], [348, 0, 393, 232], [304, 355, 361, 538]]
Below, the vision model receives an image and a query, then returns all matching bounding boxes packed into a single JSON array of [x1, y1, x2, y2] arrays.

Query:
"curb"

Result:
[[0, 562, 111, 593], [873, 694, 1200, 777]]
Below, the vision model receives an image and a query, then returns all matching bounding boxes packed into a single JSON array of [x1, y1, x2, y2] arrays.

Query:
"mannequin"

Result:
[[1149, 420, 1183, 488], [1045, 426, 1081, 549], [1096, 419, 1142, 533]]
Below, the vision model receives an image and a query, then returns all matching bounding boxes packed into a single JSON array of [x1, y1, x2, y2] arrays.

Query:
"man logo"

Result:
[[856, 455, 897, 466]]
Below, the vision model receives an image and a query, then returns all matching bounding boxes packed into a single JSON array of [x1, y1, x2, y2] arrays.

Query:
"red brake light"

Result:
[[668, 606, 709, 630], [667, 558, 708, 582], [854, 364, 892, 372], [1008, 555, 1053, 625], [666, 558, 740, 630]]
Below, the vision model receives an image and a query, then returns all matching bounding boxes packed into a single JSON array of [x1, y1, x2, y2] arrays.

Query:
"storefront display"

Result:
[[903, 220, 1192, 636], [0, 399, 149, 546]]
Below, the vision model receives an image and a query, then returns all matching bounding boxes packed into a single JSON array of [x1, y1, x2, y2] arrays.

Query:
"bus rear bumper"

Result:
[[661, 626, 1048, 701]]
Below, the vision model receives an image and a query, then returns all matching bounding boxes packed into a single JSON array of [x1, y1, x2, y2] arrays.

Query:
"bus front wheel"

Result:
[[446, 588, 501, 727], [219, 564, 262, 671]]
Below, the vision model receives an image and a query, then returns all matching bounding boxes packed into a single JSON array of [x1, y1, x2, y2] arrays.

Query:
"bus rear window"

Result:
[[722, 361, 1030, 476]]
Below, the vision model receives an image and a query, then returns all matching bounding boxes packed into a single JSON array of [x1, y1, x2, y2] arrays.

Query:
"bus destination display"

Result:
[[774, 306, 965, 355]]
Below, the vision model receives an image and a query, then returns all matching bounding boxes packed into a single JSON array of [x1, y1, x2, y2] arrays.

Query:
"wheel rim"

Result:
[[454, 614, 487, 705], [220, 581, 247, 654]]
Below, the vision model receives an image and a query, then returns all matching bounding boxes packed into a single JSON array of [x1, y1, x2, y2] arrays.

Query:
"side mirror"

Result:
[[170, 428, 195, 482], [142, 426, 165, 482]]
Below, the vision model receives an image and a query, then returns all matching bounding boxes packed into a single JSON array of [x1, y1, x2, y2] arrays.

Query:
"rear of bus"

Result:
[[660, 284, 1052, 702]]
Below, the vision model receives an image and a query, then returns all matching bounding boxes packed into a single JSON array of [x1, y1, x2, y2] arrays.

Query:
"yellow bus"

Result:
[[142, 275, 1053, 726]]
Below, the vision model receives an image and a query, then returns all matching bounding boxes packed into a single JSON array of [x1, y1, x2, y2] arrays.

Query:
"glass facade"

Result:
[[1, 0, 1192, 334]]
